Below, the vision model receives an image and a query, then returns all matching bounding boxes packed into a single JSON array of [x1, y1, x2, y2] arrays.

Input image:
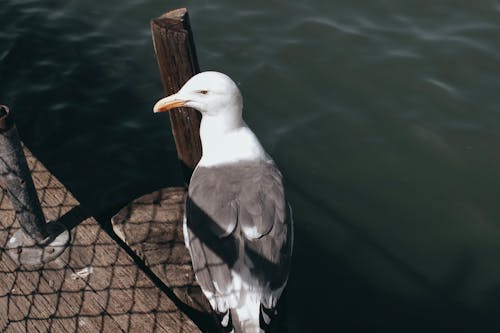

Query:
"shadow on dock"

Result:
[[0, 150, 200, 332]]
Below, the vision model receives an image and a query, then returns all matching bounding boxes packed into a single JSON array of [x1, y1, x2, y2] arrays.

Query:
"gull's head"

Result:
[[153, 71, 243, 116]]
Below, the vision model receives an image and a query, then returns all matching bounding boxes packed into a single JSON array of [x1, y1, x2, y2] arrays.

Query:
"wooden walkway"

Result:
[[111, 188, 212, 315], [0, 148, 200, 333]]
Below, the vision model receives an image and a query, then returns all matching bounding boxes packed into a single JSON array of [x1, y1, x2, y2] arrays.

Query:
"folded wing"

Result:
[[185, 161, 292, 311]]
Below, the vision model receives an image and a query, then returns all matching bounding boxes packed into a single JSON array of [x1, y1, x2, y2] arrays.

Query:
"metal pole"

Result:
[[0, 105, 49, 241], [0, 105, 70, 266]]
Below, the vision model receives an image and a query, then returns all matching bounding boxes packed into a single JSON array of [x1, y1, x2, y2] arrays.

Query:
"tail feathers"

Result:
[[216, 295, 281, 332], [226, 303, 278, 333], [232, 293, 261, 333]]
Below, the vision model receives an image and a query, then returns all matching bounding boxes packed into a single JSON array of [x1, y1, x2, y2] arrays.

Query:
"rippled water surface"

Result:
[[2, 0, 500, 331]]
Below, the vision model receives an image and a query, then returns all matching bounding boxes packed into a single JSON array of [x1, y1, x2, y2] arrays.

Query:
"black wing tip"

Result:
[[260, 304, 279, 332], [217, 309, 235, 333]]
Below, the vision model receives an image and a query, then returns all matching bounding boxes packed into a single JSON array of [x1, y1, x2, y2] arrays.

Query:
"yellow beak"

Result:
[[153, 94, 186, 113]]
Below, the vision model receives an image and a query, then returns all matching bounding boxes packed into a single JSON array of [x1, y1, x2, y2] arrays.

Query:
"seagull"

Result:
[[153, 71, 293, 333]]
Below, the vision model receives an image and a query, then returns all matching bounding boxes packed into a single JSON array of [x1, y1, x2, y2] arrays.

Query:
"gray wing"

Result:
[[237, 162, 292, 304], [185, 164, 242, 311], [185, 161, 292, 311]]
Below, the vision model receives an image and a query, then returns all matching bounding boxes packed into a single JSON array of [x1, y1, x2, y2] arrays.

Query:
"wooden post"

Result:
[[151, 8, 202, 183]]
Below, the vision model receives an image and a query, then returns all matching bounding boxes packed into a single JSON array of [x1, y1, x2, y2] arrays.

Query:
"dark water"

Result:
[[2, 0, 500, 331]]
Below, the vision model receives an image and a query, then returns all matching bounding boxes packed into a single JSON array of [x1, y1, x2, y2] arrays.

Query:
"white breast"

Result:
[[198, 125, 271, 167]]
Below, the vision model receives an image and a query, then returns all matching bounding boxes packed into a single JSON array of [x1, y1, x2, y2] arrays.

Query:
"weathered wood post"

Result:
[[0, 105, 69, 266], [151, 8, 202, 183], [113, 8, 219, 331]]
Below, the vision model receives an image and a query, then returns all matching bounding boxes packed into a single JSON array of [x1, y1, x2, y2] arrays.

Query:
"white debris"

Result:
[[71, 267, 93, 280]]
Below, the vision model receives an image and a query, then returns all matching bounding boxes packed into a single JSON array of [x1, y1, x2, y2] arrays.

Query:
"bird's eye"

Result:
[[198, 90, 209, 95]]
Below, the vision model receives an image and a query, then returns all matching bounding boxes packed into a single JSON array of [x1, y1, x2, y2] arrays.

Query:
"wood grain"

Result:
[[0, 148, 200, 333], [111, 187, 213, 315], [151, 8, 202, 183]]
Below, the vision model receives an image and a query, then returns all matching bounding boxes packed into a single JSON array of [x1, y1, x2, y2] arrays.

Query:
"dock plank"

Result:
[[111, 188, 212, 315], [0, 148, 200, 333]]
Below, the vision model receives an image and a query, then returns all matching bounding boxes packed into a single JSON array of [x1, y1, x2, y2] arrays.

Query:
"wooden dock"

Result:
[[0, 148, 201, 332], [0, 7, 224, 333], [111, 188, 212, 316]]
